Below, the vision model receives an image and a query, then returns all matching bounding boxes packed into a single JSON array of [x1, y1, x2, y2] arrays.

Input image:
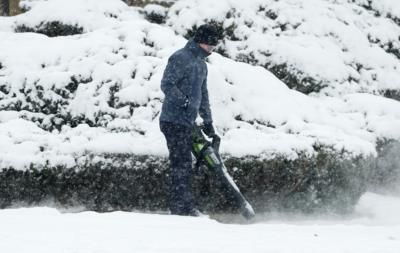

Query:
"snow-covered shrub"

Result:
[[223, 150, 372, 213], [15, 0, 131, 36], [166, 0, 400, 98], [1, 0, 400, 213], [143, 4, 167, 24], [123, 0, 175, 8], [0, 151, 372, 213], [369, 139, 400, 191], [382, 89, 400, 101], [354, 0, 400, 25], [15, 21, 84, 37], [0, 155, 169, 211]]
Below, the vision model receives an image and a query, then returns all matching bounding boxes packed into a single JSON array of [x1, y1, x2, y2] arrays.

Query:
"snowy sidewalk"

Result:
[[1, 193, 400, 253]]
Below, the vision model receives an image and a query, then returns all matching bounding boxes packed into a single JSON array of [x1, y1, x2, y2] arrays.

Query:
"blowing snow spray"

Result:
[[192, 125, 256, 220]]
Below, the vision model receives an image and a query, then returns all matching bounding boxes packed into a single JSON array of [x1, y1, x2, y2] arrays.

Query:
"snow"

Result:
[[365, 0, 400, 19], [15, 0, 137, 32], [0, 192, 399, 252], [0, 2, 398, 250], [0, 0, 400, 170], [144, 4, 168, 17], [167, 0, 400, 94]]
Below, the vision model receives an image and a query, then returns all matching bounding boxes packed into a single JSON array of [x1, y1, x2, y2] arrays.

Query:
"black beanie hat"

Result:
[[193, 24, 220, 46]]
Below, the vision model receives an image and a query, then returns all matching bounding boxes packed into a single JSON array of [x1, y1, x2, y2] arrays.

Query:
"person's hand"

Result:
[[202, 123, 216, 137], [202, 123, 221, 151]]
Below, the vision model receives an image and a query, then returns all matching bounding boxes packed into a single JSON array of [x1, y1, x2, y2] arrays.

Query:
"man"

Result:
[[159, 24, 220, 216]]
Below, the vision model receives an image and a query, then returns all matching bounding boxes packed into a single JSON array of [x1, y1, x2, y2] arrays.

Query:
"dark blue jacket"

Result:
[[159, 39, 213, 127]]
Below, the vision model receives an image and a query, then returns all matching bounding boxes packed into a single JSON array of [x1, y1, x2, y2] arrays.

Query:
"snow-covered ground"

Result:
[[0, 192, 399, 253]]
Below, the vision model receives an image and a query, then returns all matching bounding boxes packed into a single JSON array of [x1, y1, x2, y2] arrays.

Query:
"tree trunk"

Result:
[[9, 0, 20, 16], [0, 0, 9, 16]]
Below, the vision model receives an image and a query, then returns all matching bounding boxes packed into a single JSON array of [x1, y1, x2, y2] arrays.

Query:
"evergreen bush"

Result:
[[15, 21, 84, 37], [0, 144, 382, 215]]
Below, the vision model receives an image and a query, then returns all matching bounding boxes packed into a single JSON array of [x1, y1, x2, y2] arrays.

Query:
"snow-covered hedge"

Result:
[[0, 151, 372, 213], [0, 0, 400, 213], [15, 0, 136, 36], [142, 4, 167, 24], [165, 0, 400, 97]]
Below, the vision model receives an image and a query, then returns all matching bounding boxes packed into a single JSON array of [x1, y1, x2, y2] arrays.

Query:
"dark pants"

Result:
[[160, 121, 195, 215]]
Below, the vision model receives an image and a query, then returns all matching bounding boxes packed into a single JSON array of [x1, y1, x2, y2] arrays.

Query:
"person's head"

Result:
[[193, 24, 221, 53]]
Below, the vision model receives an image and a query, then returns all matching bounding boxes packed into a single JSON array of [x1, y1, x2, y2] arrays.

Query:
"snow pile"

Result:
[[166, 0, 400, 96], [0, 0, 399, 170]]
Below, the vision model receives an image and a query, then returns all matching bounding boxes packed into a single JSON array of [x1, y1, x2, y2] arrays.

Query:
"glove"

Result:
[[202, 122, 216, 137], [203, 123, 221, 152]]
